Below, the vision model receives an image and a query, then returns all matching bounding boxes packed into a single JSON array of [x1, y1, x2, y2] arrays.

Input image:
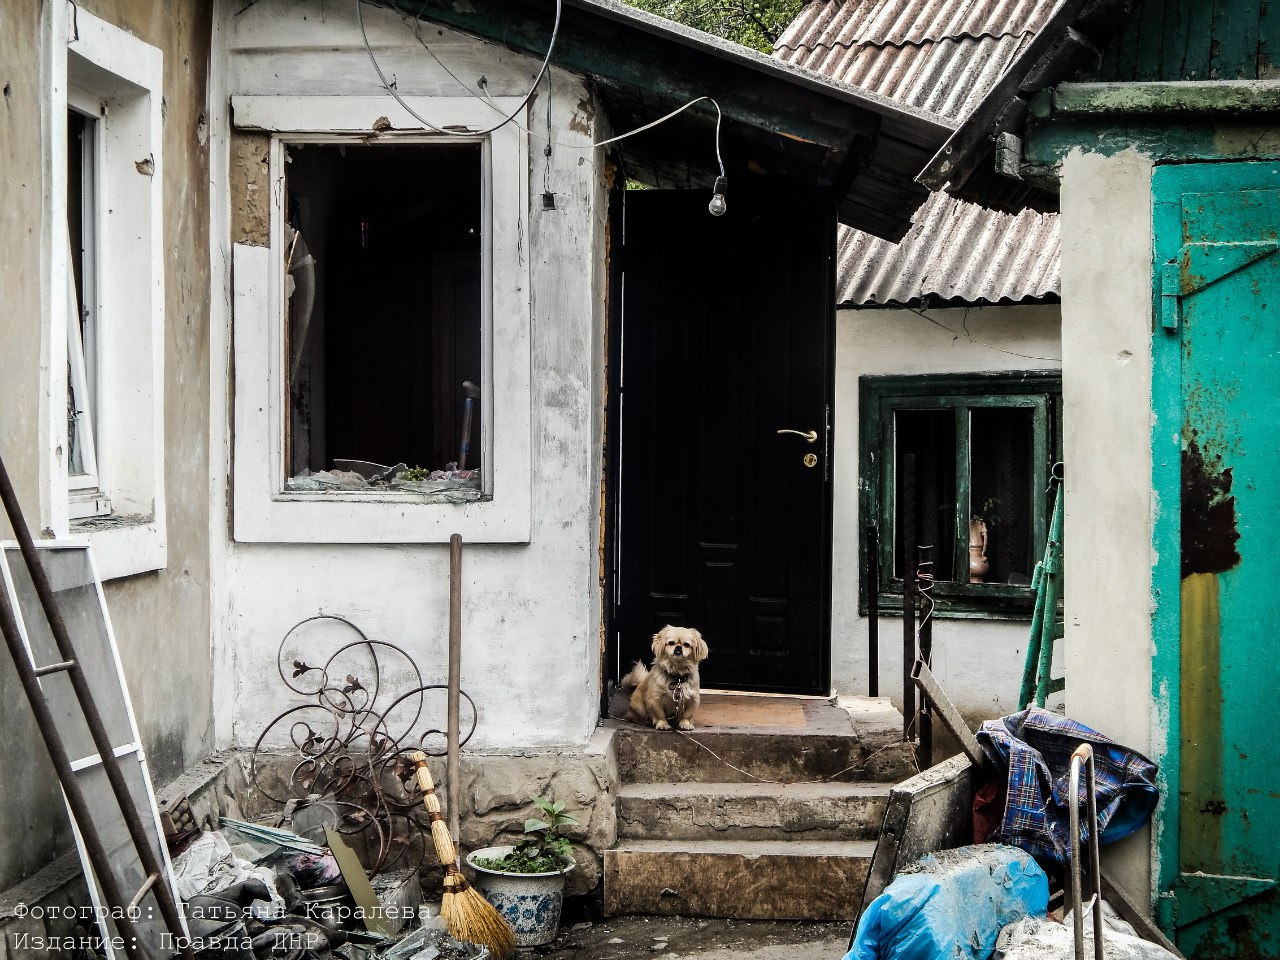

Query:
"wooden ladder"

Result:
[[1021, 473, 1064, 708]]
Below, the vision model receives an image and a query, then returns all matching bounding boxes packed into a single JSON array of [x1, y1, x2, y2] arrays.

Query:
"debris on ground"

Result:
[[845, 844, 1048, 960], [173, 820, 432, 959], [995, 900, 1181, 959], [526, 915, 848, 960]]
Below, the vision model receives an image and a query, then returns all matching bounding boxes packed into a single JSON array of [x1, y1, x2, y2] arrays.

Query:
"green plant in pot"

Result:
[[466, 798, 578, 948]]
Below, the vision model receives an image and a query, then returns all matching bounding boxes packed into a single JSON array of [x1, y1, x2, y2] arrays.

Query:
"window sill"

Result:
[[69, 514, 166, 580], [861, 604, 1034, 622], [279, 490, 489, 505], [862, 588, 1037, 621]]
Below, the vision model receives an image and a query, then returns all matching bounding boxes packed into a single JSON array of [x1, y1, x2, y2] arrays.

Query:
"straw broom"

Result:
[[409, 750, 515, 959]]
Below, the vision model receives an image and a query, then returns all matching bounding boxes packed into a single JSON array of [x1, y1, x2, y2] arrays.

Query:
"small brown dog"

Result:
[[623, 625, 708, 731]]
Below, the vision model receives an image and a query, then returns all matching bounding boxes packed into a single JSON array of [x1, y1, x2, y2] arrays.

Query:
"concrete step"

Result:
[[614, 727, 916, 785], [617, 780, 893, 842], [603, 838, 876, 921]]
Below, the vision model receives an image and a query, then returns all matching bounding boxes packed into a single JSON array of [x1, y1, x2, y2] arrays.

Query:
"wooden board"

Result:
[[851, 754, 976, 943]]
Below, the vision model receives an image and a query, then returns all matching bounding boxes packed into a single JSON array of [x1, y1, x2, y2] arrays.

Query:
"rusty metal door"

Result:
[[1153, 162, 1280, 958]]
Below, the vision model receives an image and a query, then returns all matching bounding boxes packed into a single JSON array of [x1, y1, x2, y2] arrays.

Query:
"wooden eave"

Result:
[[917, 0, 1137, 213], [379, 0, 953, 241]]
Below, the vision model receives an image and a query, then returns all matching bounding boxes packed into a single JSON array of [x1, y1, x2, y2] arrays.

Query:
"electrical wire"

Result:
[[594, 96, 724, 178], [356, 0, 562, 136], [905, 305, 1062, 363], [370, 0, 725, 175]]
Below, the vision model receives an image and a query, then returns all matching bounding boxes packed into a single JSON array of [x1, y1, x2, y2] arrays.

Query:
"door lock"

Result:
[[803, 453, 818, 468], [777, 429, 818, 443]]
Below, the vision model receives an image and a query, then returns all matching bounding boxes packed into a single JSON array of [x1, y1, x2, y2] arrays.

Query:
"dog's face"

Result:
[[650, 625, 708, 668]]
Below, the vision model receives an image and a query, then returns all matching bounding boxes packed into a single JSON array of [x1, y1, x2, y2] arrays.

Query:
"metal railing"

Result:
[[866, 451, 934, 767], [1069, 742, 1105, 960]]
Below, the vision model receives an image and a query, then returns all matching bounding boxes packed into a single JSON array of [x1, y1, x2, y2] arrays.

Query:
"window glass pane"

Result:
[[2, 546, 173, 958], [893, 409, 956, 581], [67, 109, 97, 479], [4, 545, 134, 756], [283, 142, 484, 498], [969, 407, 1035, 585]]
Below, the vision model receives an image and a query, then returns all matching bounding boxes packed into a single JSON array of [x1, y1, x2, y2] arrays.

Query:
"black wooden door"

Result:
[[613, 185, 834, 694]]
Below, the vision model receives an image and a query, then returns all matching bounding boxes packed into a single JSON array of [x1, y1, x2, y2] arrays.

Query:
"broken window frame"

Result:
[[859, 371, 1063, 619], [66, 97, 112, 520], [230, 96, 535, 545], [278, 136, 486, 497], [44, 4, 168, 580]]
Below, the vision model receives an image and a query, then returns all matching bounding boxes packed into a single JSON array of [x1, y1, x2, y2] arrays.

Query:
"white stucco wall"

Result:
[[212, 2, 608, 753], [832, 304, 1062, 720], [1058, 148, 1157, 905]]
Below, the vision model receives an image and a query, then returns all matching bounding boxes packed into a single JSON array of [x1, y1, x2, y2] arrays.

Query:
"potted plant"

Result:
[[465, 797, 578, 947]]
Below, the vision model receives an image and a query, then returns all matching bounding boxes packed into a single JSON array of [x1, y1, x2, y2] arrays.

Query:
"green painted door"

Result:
[[1153, 162, 1280, 958]]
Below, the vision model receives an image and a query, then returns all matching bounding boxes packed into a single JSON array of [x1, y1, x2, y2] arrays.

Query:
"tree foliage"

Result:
[[623, 0, 805, 53]]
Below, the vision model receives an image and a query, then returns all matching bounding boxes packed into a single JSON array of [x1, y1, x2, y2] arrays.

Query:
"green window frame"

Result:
[[859, 372, 1063, 619]]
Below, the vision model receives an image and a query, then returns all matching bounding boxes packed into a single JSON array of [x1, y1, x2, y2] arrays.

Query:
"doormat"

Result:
[[695, 695, 806, 729]]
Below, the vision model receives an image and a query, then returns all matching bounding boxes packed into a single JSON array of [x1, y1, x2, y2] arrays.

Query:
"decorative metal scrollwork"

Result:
[[249, 615, 476, 876]]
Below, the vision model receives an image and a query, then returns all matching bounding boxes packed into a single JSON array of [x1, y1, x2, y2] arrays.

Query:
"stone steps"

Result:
[[603, 838, 878, 921], [617, 780, 893, 842], [602, 695, 907, 921], [614, 728, 916, 785]]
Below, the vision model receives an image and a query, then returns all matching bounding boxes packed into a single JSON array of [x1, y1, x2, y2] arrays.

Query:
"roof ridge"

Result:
[[777, 27, 1035, 55]]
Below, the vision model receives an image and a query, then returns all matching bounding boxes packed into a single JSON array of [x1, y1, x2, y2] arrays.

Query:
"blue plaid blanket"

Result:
[[976, 707, 1159, 866]]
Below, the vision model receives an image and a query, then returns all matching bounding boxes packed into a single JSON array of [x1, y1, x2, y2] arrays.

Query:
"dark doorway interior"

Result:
[[284, 142, 482, 478]]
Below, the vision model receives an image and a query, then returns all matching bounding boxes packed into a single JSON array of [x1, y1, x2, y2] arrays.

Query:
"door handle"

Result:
[[776, 429, 818, 443]]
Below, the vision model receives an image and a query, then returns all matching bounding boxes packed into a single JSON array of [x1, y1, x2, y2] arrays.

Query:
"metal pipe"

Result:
[[0, 452, 194, 959], [33, 657, 77, 676], [447, 533, 463, 846], [867, 523, 879, 697], [1069, 743, 1104, 960], [0, 542, 146, 953], [1085, 746, 1105, 957], [916, 543, 933, 768], [1069, 748, 1085, 959], [899, 453, 917, 741]]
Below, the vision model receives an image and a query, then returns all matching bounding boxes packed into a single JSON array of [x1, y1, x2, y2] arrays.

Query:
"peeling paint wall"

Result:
[[229, 130, 270, 246], [833, 303, 1063, 721], [214, 2, 607, 753], [0, 0, 214, 891], [1058, 147, 1156, 907], [0, 0, 64, 892]]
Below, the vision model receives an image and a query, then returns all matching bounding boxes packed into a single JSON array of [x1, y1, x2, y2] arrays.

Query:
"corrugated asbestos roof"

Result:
[[780, 0, 1056, 54], [836, 191, 1060, 306], [776, 0, 1061, 306]]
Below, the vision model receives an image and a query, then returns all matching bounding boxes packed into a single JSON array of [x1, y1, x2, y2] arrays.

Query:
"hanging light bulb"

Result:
[[708, 175, 728, 217]]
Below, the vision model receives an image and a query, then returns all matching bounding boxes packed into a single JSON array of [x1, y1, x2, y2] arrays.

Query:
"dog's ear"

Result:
[[691, 629, 708, 662], [651, 626, 670, 658]]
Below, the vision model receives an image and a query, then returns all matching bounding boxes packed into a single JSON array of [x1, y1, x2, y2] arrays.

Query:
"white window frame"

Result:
[[227, 100, 532, 545], [44, 3, 166, 579], [230, 96, 532, 544]]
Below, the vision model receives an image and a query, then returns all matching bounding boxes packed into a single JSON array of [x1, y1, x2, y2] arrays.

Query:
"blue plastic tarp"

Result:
[[845, 844, 1048, 960]]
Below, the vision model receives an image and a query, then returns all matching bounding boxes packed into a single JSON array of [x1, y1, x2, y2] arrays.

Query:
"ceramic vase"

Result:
[[466, 846, 576, 947], [969, 517, 989, 583]]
